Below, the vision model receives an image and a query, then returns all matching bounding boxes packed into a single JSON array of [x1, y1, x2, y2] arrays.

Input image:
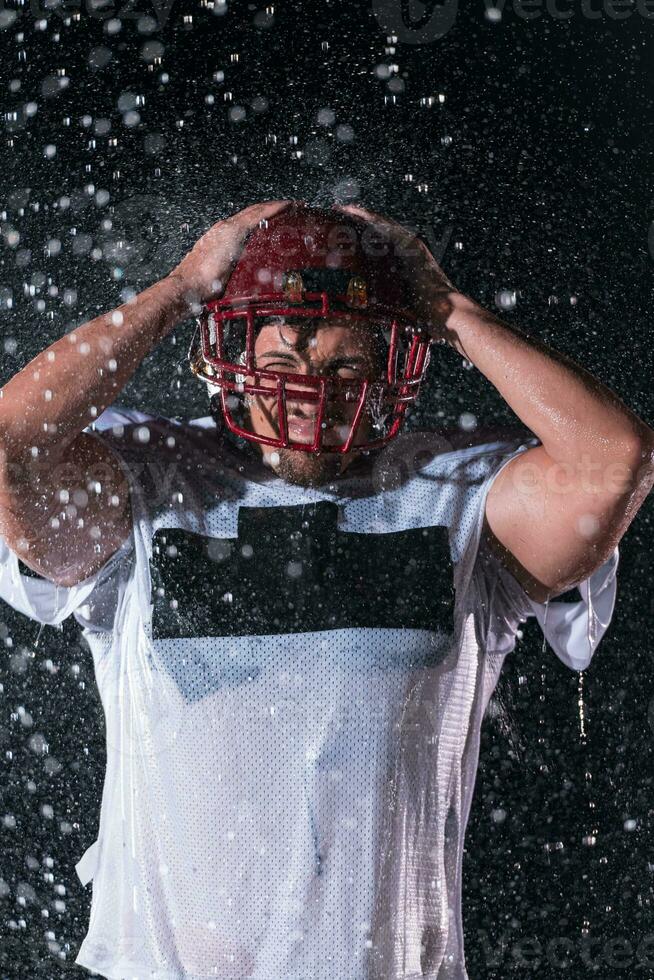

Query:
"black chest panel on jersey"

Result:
[[149, 502, 454, 638]]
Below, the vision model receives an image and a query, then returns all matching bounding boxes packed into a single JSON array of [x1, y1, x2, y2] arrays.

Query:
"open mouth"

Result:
[[286, 415, 352, 446], [287, 418, 319, 443]]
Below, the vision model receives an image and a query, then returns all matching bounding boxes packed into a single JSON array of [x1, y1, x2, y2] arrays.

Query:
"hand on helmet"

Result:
[[334, 203, 456, 342], [167, 200, 292, 313]]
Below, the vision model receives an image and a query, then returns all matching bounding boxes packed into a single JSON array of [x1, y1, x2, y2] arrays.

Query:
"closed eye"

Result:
[[335, 368, 364, 380], [328, 359, 368, 379], [256, 352, 371, 377], [256, 352, 301, 373]]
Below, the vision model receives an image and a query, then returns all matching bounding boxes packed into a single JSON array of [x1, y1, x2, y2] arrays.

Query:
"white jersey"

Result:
[[0, 407, 619, 980]]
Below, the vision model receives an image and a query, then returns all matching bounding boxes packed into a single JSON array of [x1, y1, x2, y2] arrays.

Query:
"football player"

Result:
[[0, 200, 651, 979]]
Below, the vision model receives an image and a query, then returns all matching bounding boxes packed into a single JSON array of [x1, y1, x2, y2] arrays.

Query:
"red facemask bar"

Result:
[[190, 292, 431, 454]]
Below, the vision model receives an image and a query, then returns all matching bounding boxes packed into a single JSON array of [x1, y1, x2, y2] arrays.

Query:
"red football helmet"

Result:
[[188, 201, 432, 453]]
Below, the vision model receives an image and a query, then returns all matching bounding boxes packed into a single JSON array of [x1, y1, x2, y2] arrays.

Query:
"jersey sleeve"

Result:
[[465, 441, 619, 671], [0, 532, 133, 628], [479, 539, 618, 670]]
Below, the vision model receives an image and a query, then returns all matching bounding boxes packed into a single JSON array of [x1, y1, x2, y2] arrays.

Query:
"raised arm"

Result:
[[0, 200, 290, 587], [337, 203, 654, 601], [437, 295, 654, 600]]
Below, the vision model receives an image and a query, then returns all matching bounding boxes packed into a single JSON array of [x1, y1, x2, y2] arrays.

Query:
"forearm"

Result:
[[0, 275, 189, 466], [441, 292, 654, 471]]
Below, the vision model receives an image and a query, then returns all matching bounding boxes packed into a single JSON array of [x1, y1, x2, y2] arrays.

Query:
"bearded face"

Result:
[[244, 316, 386, 487]]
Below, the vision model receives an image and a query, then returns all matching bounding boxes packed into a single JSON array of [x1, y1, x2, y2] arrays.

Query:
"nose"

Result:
[[287, 361, 319, 418], [289, 394, 317, 419]]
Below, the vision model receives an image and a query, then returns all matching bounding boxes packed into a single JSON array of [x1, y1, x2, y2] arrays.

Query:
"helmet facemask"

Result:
[[189, 308, 429, 455]]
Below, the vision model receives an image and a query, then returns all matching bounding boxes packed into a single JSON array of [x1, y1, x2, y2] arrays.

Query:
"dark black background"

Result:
[[1, 0, 653, 975]]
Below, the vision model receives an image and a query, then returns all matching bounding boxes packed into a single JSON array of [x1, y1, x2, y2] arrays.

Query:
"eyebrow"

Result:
[[256, 349, 370, 368]]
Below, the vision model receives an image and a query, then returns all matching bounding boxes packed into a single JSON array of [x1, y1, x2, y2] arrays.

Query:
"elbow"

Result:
[[613, 429, 654, 487], [632, 430, 654, 485]]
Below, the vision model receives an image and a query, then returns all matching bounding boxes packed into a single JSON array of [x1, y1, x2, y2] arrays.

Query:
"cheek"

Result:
[[249, 395, 278, 435]]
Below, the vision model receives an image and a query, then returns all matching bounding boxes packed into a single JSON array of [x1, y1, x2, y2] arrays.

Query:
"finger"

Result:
[[234, 199, 294, 225], [252, 199, 294, 218], [335, 203, 386, 224], [337, 204, 422, 253], [200, 201, 291, 240], [335, 203, 408, 234]]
